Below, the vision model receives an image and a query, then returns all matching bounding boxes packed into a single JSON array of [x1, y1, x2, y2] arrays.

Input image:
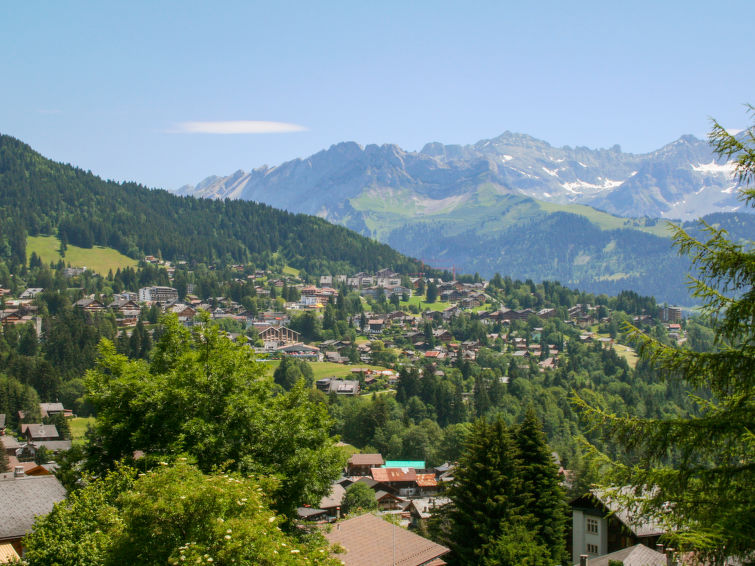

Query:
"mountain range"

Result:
[[177, 132, 753, 304]]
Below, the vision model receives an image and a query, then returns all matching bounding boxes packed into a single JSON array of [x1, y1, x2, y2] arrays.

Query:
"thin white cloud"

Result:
[[171, 120, 307, 134], [726, 128, 743, 136]]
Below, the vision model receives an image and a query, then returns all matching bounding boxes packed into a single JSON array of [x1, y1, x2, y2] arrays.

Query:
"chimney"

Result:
[[580, 555, 589, 566], [14, 466, 24, 478], [666, 548, 675, 566], [656, 543, 664, 554]]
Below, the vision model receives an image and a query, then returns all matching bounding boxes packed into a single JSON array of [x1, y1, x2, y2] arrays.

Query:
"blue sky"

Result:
[[2, 1, 753, 189]]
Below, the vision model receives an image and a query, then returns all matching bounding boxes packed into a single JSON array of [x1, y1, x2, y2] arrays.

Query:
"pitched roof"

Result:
[[572, 488, 666, 538], [324, 513, 449, 566], [0, 474, 66, 540], [319, 482, 346, 510], [348, 453, 385, 467], [370, 467, 417, 483], [24, 424, 59, 440], [574, 544, 667, 566]]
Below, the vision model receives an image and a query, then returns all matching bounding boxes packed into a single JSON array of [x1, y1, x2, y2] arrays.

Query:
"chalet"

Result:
[[169, 303, 197, 323], [346, 453, 384, 476], [74, 298, 106, 312], [370, 467, 418, 497], [19, 288, 44, 299], [318, 482, 346, 520], [367, 319, 386, 334], [0, 469, 66, 556], [22, 424, 59, 443], [407, 496, 450, 530], [39, 403, 65, 418], [276, 343, 321, 360], [374, 489, 405, 511], [109, 298, 141, 319], [316, 378, 360, 396], [324, 512, 450, 566], [257, 325, 300, 349], [571, 489, 665, 564]]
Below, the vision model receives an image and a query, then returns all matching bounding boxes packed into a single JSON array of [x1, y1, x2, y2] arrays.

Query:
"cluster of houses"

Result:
[[1, 403, 72, 474], [300, 452, 453, 533]]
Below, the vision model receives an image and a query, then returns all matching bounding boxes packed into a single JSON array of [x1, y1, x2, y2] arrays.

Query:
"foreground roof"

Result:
[[325, 512, 449, 566], [0, 474, 66, 541], [574, 544, 667, 566]]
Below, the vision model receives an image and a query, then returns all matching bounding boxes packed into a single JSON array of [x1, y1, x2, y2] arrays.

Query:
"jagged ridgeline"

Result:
[[0, 134, 424, 275]]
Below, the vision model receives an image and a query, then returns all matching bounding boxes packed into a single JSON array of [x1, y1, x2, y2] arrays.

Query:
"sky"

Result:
[[1, 1, 753, 190]]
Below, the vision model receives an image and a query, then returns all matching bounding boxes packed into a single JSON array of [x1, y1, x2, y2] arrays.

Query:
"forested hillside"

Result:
[[0, 134, 423, 275]]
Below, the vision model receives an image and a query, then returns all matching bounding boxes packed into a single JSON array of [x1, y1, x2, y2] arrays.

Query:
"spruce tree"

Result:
[[515, 406, 567, 564], [577, 109, 755, 562], [443, 417, 523, 565]]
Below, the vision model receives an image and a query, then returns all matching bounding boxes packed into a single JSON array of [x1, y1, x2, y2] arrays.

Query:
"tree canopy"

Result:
[[23, 462, 339, 566], [577, 109, 755, 563], [84, 313, 343, 518]]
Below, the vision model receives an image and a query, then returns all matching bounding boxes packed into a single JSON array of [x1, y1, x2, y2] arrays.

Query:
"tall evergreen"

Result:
[[444, 417, 523, 565], [515, 406, 568, 564]]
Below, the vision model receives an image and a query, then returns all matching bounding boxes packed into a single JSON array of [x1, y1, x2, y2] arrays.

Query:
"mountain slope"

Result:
[[0, 134, 424, 275], [179, 132, 746, 221], [177, 132, 753, 303]]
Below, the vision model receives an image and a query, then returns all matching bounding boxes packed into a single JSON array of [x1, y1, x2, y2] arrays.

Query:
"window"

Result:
[[586, 517, 599, 534], [587, 543, 599, 554]]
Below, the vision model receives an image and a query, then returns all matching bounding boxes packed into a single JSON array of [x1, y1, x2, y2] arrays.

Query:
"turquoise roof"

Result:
[[383, 460, 425, 469]]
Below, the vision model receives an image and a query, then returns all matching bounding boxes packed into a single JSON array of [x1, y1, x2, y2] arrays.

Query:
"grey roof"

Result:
[[1, 437, 21, 451], [24, 424, 59, 440], [0, 414, 5, 428], [319, 482, 346, 510], [0, 475, 66, 540], [39, 403, 64, 413], [32, 440, 73, 452], [589, 488, 666, 538], [575, 544, 667, 566]]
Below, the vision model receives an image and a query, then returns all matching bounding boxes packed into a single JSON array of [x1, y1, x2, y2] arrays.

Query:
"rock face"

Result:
[[177, 132, 745, 221]]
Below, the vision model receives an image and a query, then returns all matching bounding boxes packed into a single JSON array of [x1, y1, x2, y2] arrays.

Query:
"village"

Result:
[[0, 257, 694, 565]]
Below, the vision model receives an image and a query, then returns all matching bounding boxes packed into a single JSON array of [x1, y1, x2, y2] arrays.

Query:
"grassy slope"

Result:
[[69, 416, 95, 446], [261, 360, 392, 380], [27, 235, 138, 274], [536, 200, 674, 237]]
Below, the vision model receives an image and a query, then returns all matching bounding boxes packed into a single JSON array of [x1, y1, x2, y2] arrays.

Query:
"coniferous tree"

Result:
[[577, 109, 755, 562], [442, 417, 523, 565], [514, 406, 567, 564]]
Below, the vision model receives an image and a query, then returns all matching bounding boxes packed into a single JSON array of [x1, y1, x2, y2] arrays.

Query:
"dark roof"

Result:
[[574, 544, 667, 566], [24, 424, 59, 440], [324, 512, 449, 566], [571, 488, 666, 538], [0, 474, 66, 540]]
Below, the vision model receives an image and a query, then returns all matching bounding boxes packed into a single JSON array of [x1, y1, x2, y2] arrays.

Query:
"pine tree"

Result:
[[443, 417, 523, 565], [514, 406, 567, 564], [577, 109, 755, 562]]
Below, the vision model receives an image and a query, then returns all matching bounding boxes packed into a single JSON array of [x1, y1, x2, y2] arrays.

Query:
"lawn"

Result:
[[27, 235, 138, 275], [400, 295, 452, 313], [69, 416, 95, 445], [261, 360, 391, 380]]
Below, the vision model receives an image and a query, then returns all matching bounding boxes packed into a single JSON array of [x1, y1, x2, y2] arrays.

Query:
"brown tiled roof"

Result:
[[324, 513, 449, 566], [348, 453, 385, 467], [370, 468, 417, 483]]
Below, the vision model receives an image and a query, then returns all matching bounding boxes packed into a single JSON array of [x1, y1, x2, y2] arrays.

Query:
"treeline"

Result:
[[0, 134, 424, 275]]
